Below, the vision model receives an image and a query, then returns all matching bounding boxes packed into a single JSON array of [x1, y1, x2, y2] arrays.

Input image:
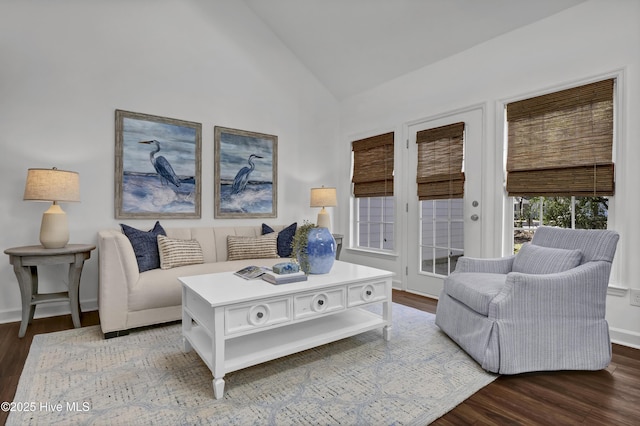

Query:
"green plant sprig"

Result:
[[291, 221, 317, 274]]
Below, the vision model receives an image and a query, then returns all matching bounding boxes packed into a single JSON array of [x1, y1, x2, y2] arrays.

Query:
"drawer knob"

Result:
[[366, 290, 372, 296], [318, 300, 324, 306], [256, 312, 264, 319]]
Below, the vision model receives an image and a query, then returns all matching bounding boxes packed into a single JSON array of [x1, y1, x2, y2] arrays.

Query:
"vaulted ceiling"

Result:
[[244, 0, 586, 99]]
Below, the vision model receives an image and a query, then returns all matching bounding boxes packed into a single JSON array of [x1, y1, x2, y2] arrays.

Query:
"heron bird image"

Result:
[[231, 154, 263, 194], [139, 140, 181, 188]]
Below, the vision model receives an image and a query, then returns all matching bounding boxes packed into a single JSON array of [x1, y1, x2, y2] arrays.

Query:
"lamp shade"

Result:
[[310, 187, 337, 208], [23, 168, 80, 202]]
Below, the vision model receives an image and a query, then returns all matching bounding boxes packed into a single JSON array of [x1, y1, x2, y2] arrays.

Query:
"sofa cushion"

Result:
[[262, 222, 297, 257], [129, 258, 282, 312], [157, 235, 204, 269], [444, 272, 507, 316], [227, 234, 279, 261], [121, 221, 166, 272], [512, 243, 582, 275]]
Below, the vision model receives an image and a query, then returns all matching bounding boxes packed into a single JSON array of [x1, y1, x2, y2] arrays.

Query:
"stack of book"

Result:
[[262, 270, 307, 285], [233, 266, 269, 280]]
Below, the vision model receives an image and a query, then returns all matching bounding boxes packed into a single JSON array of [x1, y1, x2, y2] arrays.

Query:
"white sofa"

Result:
[[98, 225, 289, 338]]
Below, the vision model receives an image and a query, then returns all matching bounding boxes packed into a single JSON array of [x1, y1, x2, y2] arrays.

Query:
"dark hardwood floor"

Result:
[[394, 290, 640, 425], [1, 292, 638, 425]]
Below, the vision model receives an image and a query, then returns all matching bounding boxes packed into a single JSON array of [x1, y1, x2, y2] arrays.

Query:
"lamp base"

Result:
[[316, 208, 331, 231], [40, 204, 69, 249]]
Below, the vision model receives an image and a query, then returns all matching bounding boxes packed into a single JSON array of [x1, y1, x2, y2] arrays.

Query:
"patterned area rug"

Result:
[[8, 303, 497, 425]]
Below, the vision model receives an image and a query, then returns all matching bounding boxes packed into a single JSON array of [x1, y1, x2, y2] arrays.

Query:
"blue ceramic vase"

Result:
[[303, 227, 336, 274]]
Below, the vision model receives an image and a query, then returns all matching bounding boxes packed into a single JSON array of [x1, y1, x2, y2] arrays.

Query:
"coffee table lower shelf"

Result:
[[183, 307, 388, 398]]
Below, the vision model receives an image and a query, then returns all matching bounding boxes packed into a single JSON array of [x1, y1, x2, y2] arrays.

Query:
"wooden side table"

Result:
[[332, 234, 343, 260], [4, 244, 95, 338]]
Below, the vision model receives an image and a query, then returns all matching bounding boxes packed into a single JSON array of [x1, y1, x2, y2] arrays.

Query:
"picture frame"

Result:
[[115, 109, 202, 219], [214, 126, 277, 218]]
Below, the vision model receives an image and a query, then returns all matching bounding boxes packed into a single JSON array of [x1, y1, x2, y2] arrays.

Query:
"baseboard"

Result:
[[610, 327, 640, 350], [0, 298, 98, 325]]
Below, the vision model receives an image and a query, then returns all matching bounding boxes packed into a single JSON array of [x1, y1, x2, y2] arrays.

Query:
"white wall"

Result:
[[0, 0, 340, 322], [338, 0, 640, 348]]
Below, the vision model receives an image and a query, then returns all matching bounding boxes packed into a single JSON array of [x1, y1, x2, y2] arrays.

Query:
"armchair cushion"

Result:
[[444, 273, 507, 316], [512, 244, 582, 275]]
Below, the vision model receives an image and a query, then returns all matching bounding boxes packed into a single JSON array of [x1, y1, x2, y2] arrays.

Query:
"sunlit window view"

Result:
[[513, 196, 608, 252]]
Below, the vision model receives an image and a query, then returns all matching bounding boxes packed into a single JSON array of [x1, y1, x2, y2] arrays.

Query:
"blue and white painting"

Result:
[[215, 127, 277, 218], [116, 110, 201, 218]]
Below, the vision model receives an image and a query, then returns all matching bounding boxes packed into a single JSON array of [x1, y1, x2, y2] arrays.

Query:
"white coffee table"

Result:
[[179, 260, 393, 399]]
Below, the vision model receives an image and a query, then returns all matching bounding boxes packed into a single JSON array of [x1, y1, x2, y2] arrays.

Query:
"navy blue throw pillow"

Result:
[[121, 221, 166, 272], [262, 222, 297, 258]]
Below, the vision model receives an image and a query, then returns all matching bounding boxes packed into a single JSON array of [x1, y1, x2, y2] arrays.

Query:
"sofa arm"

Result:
[[455, 255, 516, 274], [98, 229, 140, 334]]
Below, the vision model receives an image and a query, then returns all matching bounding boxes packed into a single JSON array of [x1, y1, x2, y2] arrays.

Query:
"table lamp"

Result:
[[310, 186, 337, 231], [23, 167, 80, 249]]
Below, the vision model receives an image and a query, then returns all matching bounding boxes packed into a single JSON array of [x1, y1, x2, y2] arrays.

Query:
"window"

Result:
[[351, 132, 394, 251], [507, 79, 615, 247], [514, 196, 609, 250], [356, 196, 394, 250], [416, 122, 465, 276]]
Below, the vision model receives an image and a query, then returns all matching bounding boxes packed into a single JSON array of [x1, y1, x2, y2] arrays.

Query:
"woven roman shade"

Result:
[[416, 122, 465, 200], [351, 132, 394, 198], [506, 79, 615, 196]]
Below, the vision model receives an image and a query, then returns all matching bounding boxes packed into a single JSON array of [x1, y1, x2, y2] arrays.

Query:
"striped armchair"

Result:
[[435, 226, 619, 374]]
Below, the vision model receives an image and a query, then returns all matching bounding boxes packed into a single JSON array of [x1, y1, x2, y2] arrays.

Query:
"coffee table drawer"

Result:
[[347, 281, 387, 307], [225, 297, 291, 336], [293, 287, 346, 320]]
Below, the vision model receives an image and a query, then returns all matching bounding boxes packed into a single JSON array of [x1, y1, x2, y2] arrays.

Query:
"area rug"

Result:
[[8, 303, 497, 425]]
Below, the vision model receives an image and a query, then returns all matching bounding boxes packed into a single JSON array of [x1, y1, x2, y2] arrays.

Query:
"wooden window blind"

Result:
[[416, 122, 465, 200], [351, 132, 394, 198], [506, 79, 615, 196]]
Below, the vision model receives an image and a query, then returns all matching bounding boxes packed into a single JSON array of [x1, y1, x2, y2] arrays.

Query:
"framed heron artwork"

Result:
[[214, 126, 277, 218], [115, 110, 202, 219]]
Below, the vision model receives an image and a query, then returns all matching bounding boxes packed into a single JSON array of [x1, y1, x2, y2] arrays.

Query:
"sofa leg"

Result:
[[104, 330, 130, 339]]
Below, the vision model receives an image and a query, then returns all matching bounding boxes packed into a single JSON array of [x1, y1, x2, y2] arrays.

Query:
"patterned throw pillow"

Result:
[[121, 221, 166, 272], [157, 235, 204, 269], [262, 222, 297, 257], [512, 243, 583, 275], [227, 234, 279, 261]]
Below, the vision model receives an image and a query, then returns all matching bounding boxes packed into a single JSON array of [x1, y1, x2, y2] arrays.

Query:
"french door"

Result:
[[406, 106, 484, 297]]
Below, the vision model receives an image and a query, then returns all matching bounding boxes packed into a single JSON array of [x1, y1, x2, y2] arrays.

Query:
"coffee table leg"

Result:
[[213, 377, 225, 399], [383, 325, 392, 341], [182, 336, 192, 352]]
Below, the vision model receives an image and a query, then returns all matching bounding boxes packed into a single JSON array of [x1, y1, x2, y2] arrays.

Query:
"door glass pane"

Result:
[[434, 248, 449, 276], [420, 199, 464, 277], [421, 246, 434, 274]]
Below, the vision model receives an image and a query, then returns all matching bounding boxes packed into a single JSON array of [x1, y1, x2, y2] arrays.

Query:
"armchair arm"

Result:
[[489, 261, 611, 320], [487, 261, 613, 374], [455, 255, 516, 274]]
